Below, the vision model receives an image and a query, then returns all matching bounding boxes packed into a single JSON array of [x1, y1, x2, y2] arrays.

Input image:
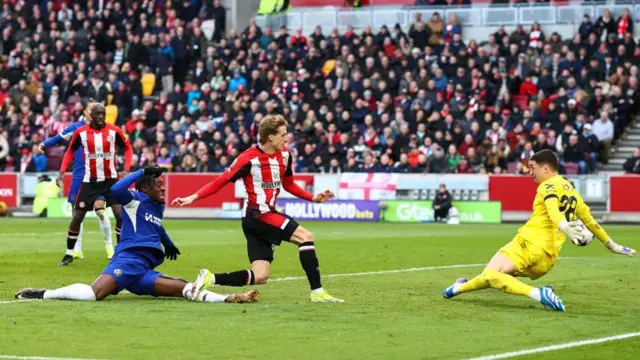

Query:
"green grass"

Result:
[[0, 219, 638, 360]]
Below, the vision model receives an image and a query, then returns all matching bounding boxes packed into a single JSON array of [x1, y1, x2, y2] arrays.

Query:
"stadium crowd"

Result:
[[0, 1, 639, 176]]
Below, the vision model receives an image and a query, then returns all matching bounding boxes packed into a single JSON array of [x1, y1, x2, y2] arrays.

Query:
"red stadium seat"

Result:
[[563, 162, 580, 175], [507, 162, 519, 173], [513, 95, 529, 110], [46, 146, 64, 171]]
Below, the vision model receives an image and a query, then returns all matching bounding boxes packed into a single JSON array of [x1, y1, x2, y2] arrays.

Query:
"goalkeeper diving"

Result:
[[442, 149, 635, 311]]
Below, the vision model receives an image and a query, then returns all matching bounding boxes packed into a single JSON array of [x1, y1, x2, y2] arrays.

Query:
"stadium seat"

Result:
[[105, 105, 118, 125], [513, 95, 529, 109], [563, 162, 580, 175], [46, 146, 64, 170], [141, 73, 156, 97]]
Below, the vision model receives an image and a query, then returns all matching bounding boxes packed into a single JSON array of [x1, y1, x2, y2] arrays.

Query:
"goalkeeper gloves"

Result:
[[559, 220, 586, 245], [604, 239, 636, 257]]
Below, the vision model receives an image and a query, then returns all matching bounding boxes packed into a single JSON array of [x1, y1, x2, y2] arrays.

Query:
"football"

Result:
[[572, 220, 595, 246]]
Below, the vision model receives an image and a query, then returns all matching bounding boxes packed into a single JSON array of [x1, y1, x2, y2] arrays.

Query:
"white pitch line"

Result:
[[464, 331, 640, 360], [0, 300, 33, 305], [0, 356, 103, 360], [270, 256, 583, 282], [270, 263, 486, 282]]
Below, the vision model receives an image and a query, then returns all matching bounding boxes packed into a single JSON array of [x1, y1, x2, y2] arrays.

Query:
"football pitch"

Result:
[[0, 219, 638, 360]]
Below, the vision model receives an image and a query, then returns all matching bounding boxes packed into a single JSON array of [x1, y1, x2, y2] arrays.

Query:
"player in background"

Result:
[[40, 113, 113, 260], [172, 115, 343, 303], [442, 150, 636, 311], [56, 103, 133, 266], [16, 166, 259, 304]]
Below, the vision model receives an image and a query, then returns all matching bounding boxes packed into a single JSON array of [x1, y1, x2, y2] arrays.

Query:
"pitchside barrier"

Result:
[[3, 172, 637, 223]]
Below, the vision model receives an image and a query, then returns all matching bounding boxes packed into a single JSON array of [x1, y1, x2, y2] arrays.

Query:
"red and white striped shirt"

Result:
[[195, 145, 313, 216], [61, 124, 133, 182]]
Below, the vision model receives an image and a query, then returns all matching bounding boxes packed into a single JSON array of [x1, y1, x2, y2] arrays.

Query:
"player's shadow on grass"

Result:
[[454, 297, 543, 313], [101, 296, 184, 302]]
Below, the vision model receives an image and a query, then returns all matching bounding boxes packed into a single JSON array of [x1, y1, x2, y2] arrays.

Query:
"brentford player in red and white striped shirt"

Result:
[[56, 102, 133, 266], [172, 115, 343, 303]]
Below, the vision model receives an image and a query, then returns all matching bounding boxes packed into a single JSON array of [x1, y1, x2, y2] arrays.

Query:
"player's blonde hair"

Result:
[[258, 115, 287, 145]]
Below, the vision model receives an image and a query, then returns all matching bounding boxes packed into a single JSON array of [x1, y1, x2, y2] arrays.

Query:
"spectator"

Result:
[[409, 17, 431, 52], [0, 2, 637, 178], [446, 144, 461, 172], [581, 123, 600, 173], [595, 9, 616, 41], [443, 14, 462, 46], [428, 147, 448, 173], [578, 15, 593, 40], [562, 134, 587, 174], [616, 9, 633, 39], [412, 153, 428, 173], [623, 147, 640, 174], [426, 12, 444, 48], [209, 0, 227, 42], [181, 153, 198, 173], [394, 153, 412, 173], [592, 110, 615, 163], [433, 184, 452, 223]]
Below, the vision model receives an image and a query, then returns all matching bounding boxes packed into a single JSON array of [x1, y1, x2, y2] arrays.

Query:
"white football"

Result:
[[572, 220, 594, 246]]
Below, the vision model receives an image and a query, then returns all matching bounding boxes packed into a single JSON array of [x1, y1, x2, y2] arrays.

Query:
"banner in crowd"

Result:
[[338, 173, 398, 200], [0, 173, 18, 207], [47, 198, 115, 218], [382, 201, 501, 224], [275, 199, 380, 222]]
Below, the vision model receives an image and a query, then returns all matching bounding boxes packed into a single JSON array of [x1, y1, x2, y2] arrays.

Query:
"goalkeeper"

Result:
[[16, 166, 258, 304], [442, 150, 635, 311]]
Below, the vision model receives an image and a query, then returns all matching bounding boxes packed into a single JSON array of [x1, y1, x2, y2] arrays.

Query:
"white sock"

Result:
[[529, 288, 542, 302], [182, 283, 195, 301], [43, 284, 96, 301], [452, 284, 462, 294], [311, 287, 325, 295], [73, 223, 84, 253], [197, 290, 229, 303], [97, 213, 113, 247]]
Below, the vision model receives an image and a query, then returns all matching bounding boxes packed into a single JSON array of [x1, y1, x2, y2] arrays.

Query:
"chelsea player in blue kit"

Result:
[[16, 166, 259, 304], [39, 116, 114, 260]]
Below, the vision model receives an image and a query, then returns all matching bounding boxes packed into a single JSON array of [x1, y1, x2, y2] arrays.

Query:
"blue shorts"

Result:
[[102, 248, 164, 296], [68, 177, 105, 205]]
